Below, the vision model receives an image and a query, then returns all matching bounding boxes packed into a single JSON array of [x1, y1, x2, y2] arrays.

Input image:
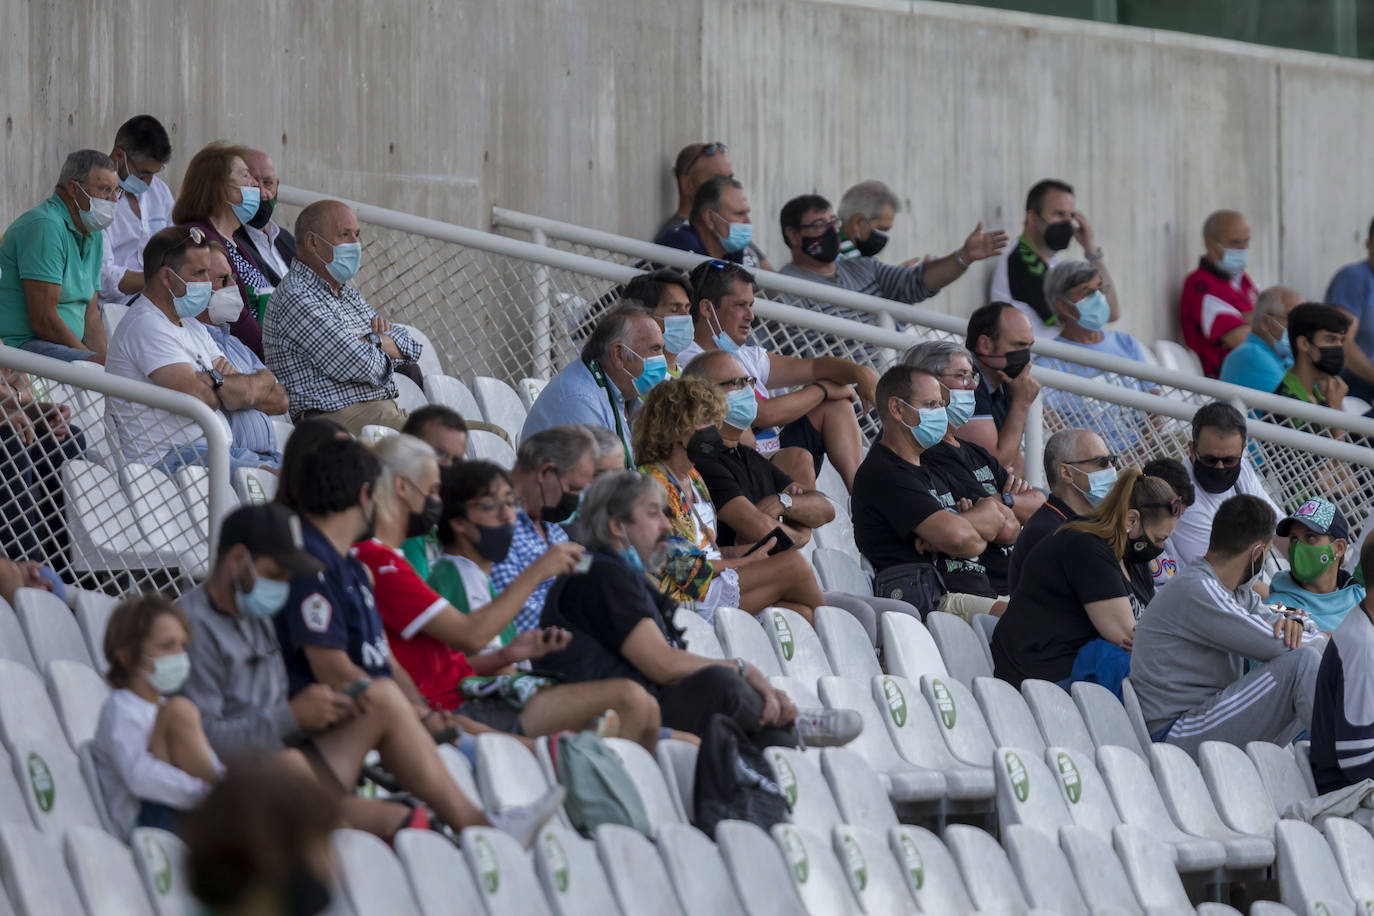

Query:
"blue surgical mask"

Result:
[[902, 401, 948, 449], [171, 270, 212, 319], [235, 573, 292, 619], [707, 304, 739, 355], [625, 346, 668, 396], [724, 387, 758, 430], [231, 185, 262, 224], [1274, 329, 1293, 363], [719, 221, 753, 254], [661, 314, 694, 354], [1219, 248, 1248, 277], [1073, 290, 1110, 331], [118, 159, 149, 197], [945, 389, 977, 428], [144, 653, 191, 695], [1073, 466, 1118, 506], [324, 241, 362, 285], [619, 545, 645, 574]]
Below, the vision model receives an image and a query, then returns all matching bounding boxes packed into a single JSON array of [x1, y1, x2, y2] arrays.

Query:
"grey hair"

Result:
[[56, 149, 116, 192], [371, 433, 438, 527], [837, 180, 901, 222], [582, 424, 624, 462], [1043, 428, 1089, 485], [580, 302, 655, 364], [1043, 260, 1100, 314], [901, 339, 969, 376], [576, 470, 664, 553], [1254, 285, 1298, 319], [516, 425, 597, 473]]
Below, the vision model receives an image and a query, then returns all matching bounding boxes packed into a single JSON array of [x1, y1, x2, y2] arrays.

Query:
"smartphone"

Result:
[[573, 554, 593, 574], [340, 677, 373, 699], [744, 526, 794, 557]]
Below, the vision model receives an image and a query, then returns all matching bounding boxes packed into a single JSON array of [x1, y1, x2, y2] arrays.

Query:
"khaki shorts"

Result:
[[300, 398, 407, 438], [937, 592, 1009, 624]]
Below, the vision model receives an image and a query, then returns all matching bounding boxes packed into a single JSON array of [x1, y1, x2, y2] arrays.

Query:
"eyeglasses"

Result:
[[80, 181, 123, 202], [155, 226, 206, 272], [119, 149, 164, 182], [679, 142, 727, 176], [467, 497, 521, 514], [716, 376, 757, 392], [1138, 497, 1186, 517], [939, 369, 981, 387], [798, 216, 842, 234], [1066, 454, 1120, 470], [1195, 453, 1242, 469]]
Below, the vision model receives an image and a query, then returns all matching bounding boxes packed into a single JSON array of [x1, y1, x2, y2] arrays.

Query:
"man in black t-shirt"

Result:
[[682, 350, 835, 547], [1008, 427, 1112, 592], [851, 365, 1019, 617]]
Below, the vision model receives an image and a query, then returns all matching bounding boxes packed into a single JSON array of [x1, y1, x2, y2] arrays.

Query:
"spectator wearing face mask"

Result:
[[988, 179, 1118, 341], [620, 268, 694, 375], [655, 142, 773, 271], [1219, 285, 1302, 393], [655, 177, 763, 271], [98, 115, 175, 307], [1132, 495, 1325, 754], [836, 180, 901, 261], [1272, 303, 1352, 419], [960, 302, 1041, 476], [1268, 498, 1363, 632], [232, 149, 297, 287], [1139, 456, 1196, 590], [1180, 209, 1259, 378]]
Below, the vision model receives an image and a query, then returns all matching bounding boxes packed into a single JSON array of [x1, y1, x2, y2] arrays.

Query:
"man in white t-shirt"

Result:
[[676, 259, 877, 491], [105, 226, 281, 475], [1164, 401, 1286, 582], [99, 116, 175, 306]]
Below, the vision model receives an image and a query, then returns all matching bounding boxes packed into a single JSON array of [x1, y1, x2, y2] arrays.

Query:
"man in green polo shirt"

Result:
[[1273, 303, 1352, 424], [0, 149, 116, 362]]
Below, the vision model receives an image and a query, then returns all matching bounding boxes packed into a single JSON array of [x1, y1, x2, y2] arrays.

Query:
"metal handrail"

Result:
[[491, 205, 1374, 439]]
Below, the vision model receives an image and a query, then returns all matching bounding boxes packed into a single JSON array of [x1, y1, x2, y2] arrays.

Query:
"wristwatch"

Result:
[[206, 366, 224, 391], [364, 331, 383, 348], [778, 492, 794, 514], [1001, 491, 1015, 508]]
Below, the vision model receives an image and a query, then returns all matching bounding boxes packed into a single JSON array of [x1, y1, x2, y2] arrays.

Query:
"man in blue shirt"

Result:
[[654, 176, 764, 271], [1219, 285, 1300, 394], [1324, 222, 1374, 402], [521, 304, 665, 463]]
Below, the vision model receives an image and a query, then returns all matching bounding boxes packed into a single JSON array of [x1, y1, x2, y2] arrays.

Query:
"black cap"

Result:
[[218, 504, 323, 577]]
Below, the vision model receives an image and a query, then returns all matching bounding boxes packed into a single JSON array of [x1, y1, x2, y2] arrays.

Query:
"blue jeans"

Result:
[[155, 443, 273, 477], [17, 339, 94, 362]]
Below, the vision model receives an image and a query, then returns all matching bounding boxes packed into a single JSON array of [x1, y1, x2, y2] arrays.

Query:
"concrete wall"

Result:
[[3, 0, 1373, 345]]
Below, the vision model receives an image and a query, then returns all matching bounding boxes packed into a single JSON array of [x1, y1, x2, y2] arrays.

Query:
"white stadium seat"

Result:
[[467, 428, 517, 467], [0, 597, 37, 673], [64, 460, 160, 575], [713, 607, 781, 677], [1118, 677, 1155, 752], [11, 736, 104, 837], [47, 659, 111, 752], [332, 828, 423, 916], [1058, 824, 1142, 915], [13, 586, 95, 671], [880, 614, 947, 682], [1021, 678, 1095, 757], [119, 463, 203, 574], [399, 324, 444, 378], [943, 822, 1032, 915], [473, 733, 560, 818], [769, 823, 861, 916], [994, 745, 1072, 844], [888, 825, 976, 914], [0, 659, 70, 754], [1112, 824, 1199, 914], [360, 424, 398, 444], [271, 418, 294, 453], [72, 589, 117, 672], [1003, 823, 1090, 916], [973, 676, 1046, 758], [604, 737, 686, 834], [472, 376, 528, 444], [594, 823, 685, 916], [657, 823, 746, 916], [0, 822, 86, 916], [1322, 817, 1374, 912], [971, 612, 998, 648], [78, 742, 117, 836], [924, 611, 992, 687], [1198, 740, 1282, 838], [1149, 742, 1274, 869], [1097, 745, 1227, 872], [817, 676, 945, 807], [870, 674, 994, 801], [424, 374, 483, 421], [814, 604, 880, 683], [534, 826, 622, 916], [830, 824, 917, 915], [655, 739, 697, 821], [672, 607, 723, 658], [393, 374, 429, 412], [919, 674, 996, 768], [1071, 680, 1146, 757], [1043, 745, 1123, 841], [64, 825, 156, 916], [715, 820, 807, 916], [1154, 339, 1204, 377], [820, 748, 898, 832], [1246, 739, 1316, 818], [764, 745, 843, 835], [0, 748, 33, 829], [811, 548, 870, 596], [437, 744, 482, 805], [176, 463, 239, 542], [763, 607, 832, 685], [233, 465, 279, 505], [517, 377, 548, 411], [1276, 819, 1359, 916], [393, 827, 486, 916]]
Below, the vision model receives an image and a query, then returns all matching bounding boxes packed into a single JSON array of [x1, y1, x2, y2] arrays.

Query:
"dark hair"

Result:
[[141, 225, 213, 280], [965, 301, 1013, 352], [1287, 303, 1352, 348], [402, 404, 467, 437], [1368, 216, 1374, 242], [1362, 528, 1374, 580], [1207, 494, 1277, 557], [1025, 179, 1075, 214], [103, 594, 189, 689], [621, 269, 691, 313], [874, 365, 929, 431], [688, 260, 754, 321], [276, 418, 351, 511], [1190, 400, 1247, 444], [436, 460, 512, 547], [294, 438, 379, 517], [113, 114, 172, 163], [690, 175, 743, 223], [172, 141, 252, 224], [779, 194, 832, 245], [1142, 457, 1195, 508]]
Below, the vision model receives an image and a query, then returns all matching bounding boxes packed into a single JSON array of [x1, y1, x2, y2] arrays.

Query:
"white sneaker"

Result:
[[487, 785, 567, 849], [795, 707, 862, 747]]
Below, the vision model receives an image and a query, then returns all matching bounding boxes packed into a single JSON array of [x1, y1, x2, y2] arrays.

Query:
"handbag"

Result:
[[872, 562, 946, 617]]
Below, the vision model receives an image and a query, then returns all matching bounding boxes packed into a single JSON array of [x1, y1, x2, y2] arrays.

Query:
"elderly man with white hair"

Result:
[[1219, 284, 1302, 393]]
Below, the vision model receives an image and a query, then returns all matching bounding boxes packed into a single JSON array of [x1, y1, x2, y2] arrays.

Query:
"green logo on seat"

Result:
[[773, 612, 794, 660], [882, 678, 907, 727], [1361, 900, 1373, 915], [1004, 750, 1029, 802], [245, 475, 266, 503], [473, 835, 499, 894], [26, 753, 53, 812], [896, 834, 923, 890], [931, 680, 956, 729], [1314, 903, 1331, 916], [1056, 752, 1081, 804], [840, 834, 867, 891], [781, 827, 808, 883], [141, 835, 172, 894], [542, 833, 569, 893], [771, 752, 798, 809]]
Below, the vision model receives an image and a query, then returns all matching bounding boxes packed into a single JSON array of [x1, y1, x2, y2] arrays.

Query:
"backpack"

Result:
[[550, 731, 653, 837], [691, 714, 790, 839]]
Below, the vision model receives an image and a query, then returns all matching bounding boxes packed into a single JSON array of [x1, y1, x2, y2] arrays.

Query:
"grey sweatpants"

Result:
[[1163, 645, 1322, 755]]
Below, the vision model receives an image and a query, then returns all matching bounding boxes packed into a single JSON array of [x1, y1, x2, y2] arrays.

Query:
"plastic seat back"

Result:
[[474, 732, 553, 812], [920, 673, 996, 767], [1099, 745, 1227, 872], [820, 748, 898, 832], [763, 607, 832, 685], [764, 745, 843, 835], [472, 376, 528, 444], [1003, 823, 1089, 916], [657, 823, 745, 916], [1199, 740, 1279, 836], [926, 611, 993, 687], [394, 827, 486, 916], [714, 820, 805, 916], [880, 614, 947, 681], [1058, 824, 1143, 915], [995, 745, 1073, 842], [332, 828, 423, 916], [1247, 739, 1316, 817], [0, 660, 69, 754], [534, 826, 622, 916], [129, 826, 194, 916], [655, 739, 697, 822], [713, 607, 781, 677], [47, 659, 109, 750], [1022, 678, 1095, 757], [672, 607, 723, 658], [13, 587, 95, 671], [605, 737, 686, 833], [0, 822, 85, 915], [1119, 677, 1155, 752], [437, 744, 482, 805], [1275, 820, 1359, 916], [973, 675, 1045, 757], [393, 374, 429, 412], [233, 465, 279, 505], [399, 324, 444, 378], [943, 822, 1029, 913], [0, 598, 36, 674], [1044, 745, 1122, 840], [517, 377, 548, 411], [769, 823, 861, 916], [72, 589, 117, 673], [64, 825, 156, 916], [812, 548, 870, 596], [1072, 680, 1146, 757], [594, 823, 685, 916], [12, 736, 103, 837], [1322, 817, 1374, 914], [831, 824, 918, 916], [888, 825, 975, 914], [423, 374, 482, 420], [1112, 824, 1196, 913], [814, 604, 879, 682], [817, 676, 923, 778]]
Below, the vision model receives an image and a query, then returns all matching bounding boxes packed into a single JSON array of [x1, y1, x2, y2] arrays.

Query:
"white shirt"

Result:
[[105, 296, 233, 462], [99, 177, 174, 305], [243, 222, 289, 286], [988, 242, 1062, 340], [92, 688, 222, 838], [1164, 458, 1282, 573], [447, 554, 504, 652]]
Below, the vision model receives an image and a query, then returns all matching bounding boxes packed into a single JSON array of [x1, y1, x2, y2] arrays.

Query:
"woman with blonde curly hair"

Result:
[[633, 377, 824, 623]]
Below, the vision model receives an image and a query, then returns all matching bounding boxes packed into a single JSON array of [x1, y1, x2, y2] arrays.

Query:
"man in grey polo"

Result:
[[1131, 494, 1326, 754]]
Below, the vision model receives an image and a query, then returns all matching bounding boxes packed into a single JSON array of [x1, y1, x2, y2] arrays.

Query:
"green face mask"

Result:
[[1289, 539, 1339, 584]]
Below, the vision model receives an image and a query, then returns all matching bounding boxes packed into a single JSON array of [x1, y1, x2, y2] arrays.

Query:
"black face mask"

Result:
[[406, 495, 443, 539], [538, 471, 580, 524], [801, 227, 841, 263], [1126, 536, 1165, 564], [1000, 347, 1032, 379], [468, 521, 515, 563], [1192, 456, 1242, 495], [1314, 344, 1345, 377], [685, 427, 725, 466], [852, 227, 889, 258], [1044, 220, 1074, 252], [283, 865, 332, 916], [247, 194, 276, 230]]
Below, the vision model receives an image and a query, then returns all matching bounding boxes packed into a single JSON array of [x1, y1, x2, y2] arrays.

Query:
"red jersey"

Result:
[[1179, 258, 1258, 378], [352, 538, 473, 710]]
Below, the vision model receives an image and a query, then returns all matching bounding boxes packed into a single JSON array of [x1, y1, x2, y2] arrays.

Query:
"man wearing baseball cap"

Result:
[[1268, 497, 1365, 632]]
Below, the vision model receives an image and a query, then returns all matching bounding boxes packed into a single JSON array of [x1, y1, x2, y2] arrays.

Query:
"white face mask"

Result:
[[207, 285, 244, 324]]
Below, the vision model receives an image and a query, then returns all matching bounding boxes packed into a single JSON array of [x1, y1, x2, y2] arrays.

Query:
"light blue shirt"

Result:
[[520, 359, 632, 464], [1326, 260, 1374, 359], [1268, 569, 1365, 633], [1036, 331, 1152, 454], [1219, 331, 1292, 394], [204, 322, 279, 456]]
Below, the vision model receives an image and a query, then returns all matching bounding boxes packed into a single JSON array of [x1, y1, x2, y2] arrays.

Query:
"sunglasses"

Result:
[[1195, 453, 1242, 469], [155, 226, 207, 273], [679, 142, 727, 177], [1066, 454, 1120, 471]]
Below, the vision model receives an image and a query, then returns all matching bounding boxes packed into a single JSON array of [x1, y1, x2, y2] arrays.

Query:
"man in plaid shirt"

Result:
[[263, 200, 421, 435]]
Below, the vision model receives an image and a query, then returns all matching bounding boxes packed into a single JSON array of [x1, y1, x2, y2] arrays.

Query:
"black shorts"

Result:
[[457, 696, 526, 735], [777, 415, 824, 476]]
